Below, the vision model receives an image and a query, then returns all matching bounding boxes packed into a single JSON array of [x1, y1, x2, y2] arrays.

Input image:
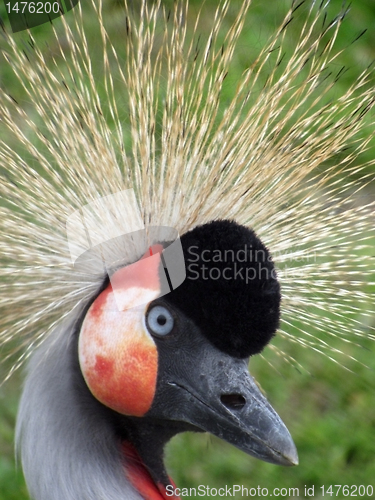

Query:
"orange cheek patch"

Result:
[[78, 248, 163, 417], [82, 341, 158, 416]]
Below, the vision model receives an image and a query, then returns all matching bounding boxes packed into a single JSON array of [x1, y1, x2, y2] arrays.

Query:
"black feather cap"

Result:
[[165, 220, 281, 358]]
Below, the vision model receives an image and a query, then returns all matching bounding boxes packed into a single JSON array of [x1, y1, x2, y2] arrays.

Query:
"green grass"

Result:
[[0, 374, 28, 500], [1, 0, 375, 499]]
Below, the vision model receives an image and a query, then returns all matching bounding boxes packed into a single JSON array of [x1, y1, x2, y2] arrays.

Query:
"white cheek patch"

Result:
[[78, 249, 163, 416], [80, 285, 159, 365], [110, 284, 161, 313], [78, 284, 160, 416]]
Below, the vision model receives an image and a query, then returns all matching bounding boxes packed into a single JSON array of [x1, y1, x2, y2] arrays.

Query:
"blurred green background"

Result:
[[0, 0, 374, 499]]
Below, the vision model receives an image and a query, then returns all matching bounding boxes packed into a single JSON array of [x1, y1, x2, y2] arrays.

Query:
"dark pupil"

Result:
[[157, 314, 167, 326]]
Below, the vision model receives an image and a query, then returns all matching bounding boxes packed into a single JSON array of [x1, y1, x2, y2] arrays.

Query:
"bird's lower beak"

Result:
[[157, 348, 298, 467]]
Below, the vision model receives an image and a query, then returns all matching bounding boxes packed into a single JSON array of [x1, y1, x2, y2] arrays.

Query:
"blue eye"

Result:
[[146, 305, 174, 336]]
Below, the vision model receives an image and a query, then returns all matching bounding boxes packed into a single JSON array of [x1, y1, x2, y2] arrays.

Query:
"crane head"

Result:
[[78, 219, 298, 494]]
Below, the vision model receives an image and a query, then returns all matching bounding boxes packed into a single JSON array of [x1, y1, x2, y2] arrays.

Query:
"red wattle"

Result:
[[122, 442, 181, 500]]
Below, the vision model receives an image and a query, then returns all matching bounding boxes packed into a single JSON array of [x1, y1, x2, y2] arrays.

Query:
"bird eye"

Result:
[[146, 305, 174, 337]]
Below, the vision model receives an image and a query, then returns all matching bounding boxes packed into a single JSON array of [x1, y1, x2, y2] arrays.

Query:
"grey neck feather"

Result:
[[16, 309, 143, 500]]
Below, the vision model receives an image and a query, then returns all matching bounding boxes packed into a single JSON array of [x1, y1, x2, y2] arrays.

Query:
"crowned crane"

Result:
[[0, 0, 374, 499]]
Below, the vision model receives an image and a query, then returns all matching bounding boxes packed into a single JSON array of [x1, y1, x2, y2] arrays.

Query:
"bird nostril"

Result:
[[220, 394, 246, 410]]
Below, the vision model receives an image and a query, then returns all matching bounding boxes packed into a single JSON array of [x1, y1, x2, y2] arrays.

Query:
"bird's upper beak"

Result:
[[150, 338, 298, 467]]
